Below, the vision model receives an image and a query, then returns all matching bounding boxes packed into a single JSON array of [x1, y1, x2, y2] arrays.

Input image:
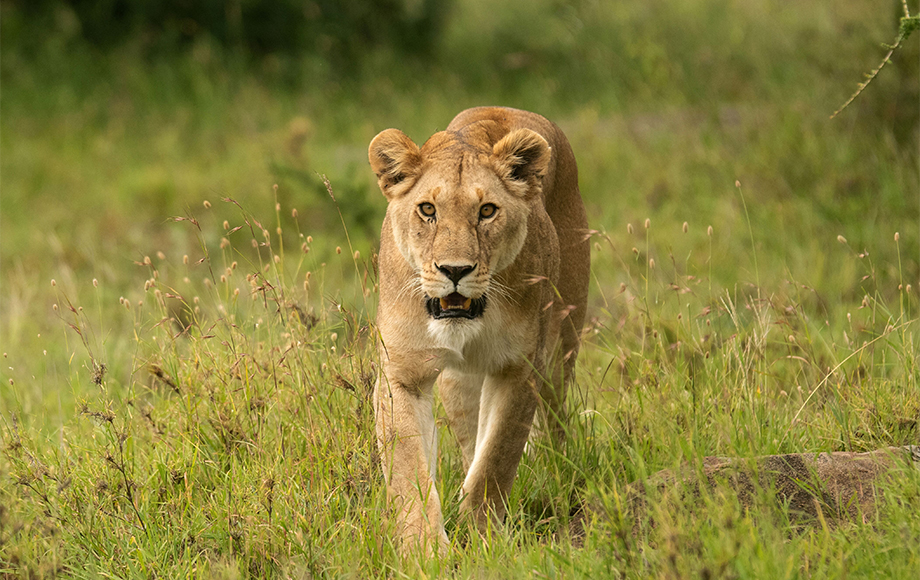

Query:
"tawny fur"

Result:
[[368, 107, 590, 554]]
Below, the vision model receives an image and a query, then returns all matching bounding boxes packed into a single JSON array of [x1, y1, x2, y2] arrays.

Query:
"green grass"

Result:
[[2, 0, 919, 577]]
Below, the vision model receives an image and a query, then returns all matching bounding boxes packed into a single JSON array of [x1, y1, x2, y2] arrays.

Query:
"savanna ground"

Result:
[[1, 0, 919, 577]]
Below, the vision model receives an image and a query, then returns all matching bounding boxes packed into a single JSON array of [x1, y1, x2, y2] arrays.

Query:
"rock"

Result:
[[629, 446, 920, 525]]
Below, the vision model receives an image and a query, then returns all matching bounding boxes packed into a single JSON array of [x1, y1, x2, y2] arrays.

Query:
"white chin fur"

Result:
[[427, 317, 483, 358]]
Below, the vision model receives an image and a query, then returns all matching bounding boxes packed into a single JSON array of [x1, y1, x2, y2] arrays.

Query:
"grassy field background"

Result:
[[2, 0, 919, 577]]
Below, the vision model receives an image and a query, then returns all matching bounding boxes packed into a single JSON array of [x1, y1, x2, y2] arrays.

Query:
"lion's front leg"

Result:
[[459, 364, 539, 530], [374, 368, 447, 554], [438, 369, 484, 472]]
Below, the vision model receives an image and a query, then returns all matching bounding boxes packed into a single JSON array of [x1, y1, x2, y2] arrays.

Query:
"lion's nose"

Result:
[[436, 263, 476, 285]]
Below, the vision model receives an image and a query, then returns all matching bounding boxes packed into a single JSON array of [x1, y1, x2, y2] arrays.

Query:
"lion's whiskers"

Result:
[[395, 277, 425, 302], [486, 279, 515, 309]]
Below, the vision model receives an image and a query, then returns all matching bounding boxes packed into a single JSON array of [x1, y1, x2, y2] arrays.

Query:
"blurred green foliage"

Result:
[[1, 0, 917, 306], [7, 0, 447, 65]]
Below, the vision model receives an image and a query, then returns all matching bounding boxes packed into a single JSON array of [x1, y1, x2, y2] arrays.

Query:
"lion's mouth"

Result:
[[425, 293, 487, 320]]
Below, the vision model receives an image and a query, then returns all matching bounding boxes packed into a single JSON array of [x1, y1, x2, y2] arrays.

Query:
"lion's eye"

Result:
[[419, 203, 436, 217], [479, 204, 497, 220]]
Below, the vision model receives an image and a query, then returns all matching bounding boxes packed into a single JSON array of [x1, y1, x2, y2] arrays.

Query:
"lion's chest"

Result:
[[425, 310, 532, 375]]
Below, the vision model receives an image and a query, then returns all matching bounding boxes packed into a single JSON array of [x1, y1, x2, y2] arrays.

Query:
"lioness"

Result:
[[368, 107, 589, 552]]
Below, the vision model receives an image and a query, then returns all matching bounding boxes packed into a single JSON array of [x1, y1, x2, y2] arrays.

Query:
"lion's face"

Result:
[[387, 159, 530, 320], [369, 125, 551, 322]]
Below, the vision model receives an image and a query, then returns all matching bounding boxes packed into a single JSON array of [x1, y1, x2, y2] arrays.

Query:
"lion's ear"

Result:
[[368, 129, 422, 199], [491, 129, 551, 196]]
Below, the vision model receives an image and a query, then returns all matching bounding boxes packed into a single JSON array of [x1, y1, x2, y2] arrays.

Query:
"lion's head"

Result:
[[369, 121, 551, 323]]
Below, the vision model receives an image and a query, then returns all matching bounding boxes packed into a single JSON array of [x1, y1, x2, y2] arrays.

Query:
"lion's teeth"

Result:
[[439, 295, 472, 310]]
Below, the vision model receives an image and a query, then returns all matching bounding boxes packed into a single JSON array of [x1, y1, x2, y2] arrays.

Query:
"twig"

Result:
[[831, 12, 919, 119]]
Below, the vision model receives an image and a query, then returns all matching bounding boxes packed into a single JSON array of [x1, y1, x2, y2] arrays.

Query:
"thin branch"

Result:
[[831, 14, 919, 119]]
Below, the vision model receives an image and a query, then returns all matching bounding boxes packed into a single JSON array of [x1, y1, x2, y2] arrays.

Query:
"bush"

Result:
[[10, 0, 448, 64]]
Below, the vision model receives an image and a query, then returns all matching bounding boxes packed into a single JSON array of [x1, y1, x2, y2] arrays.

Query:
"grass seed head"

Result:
[[292, 208, 298, 218], [336, 246, 342, 254], [203, 200, 211, 208], [682, 222, 689, 233], [51, 279, 56, 287], [894, 231, 899, 242], [644, 218, 651, 229], [183, 255, 189, 265], [627, 223, 634, 234], [837, 235, 847, 244], [707, 225, 713, 237]]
